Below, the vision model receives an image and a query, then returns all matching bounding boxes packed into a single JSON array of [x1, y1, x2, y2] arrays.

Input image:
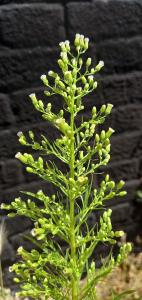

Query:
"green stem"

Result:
[[70, 100, 78, 300]]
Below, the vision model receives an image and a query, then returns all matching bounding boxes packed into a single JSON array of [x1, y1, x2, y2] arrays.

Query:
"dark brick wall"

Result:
[[0, 0, 142, 288]]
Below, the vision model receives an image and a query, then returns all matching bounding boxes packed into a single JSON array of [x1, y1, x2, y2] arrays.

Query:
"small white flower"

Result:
[[31, 229, 36, 236], [9, 266, 13, 273], [99, 60, 104, 68], [29, 93, 36, 99], [17, 246, 23, 254], [40, 74, 46, 81], [15, 152, 21, 159], [48, 70, 54, 76], [17, 131, 23, 137], [0, 203, 5, 209]]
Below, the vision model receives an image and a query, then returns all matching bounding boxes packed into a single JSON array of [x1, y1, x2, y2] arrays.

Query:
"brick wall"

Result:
[[0, 0, 142, 288]]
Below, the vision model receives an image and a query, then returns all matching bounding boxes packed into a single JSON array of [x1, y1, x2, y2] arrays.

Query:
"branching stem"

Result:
[[70, 100, 78, 300]]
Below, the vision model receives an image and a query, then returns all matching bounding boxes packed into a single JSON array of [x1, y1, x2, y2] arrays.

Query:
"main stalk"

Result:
[[70, 97, 78, 300]]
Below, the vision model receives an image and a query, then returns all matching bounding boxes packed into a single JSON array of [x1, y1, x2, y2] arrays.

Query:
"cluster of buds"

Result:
[[117, 243, 132, 265], [94, 128, 114, 164], [98, 209, 124, 243], [74, 33, 89, 51], [69, 175, 88, 199], [15, 152, 44, 175], [59, 40, 70, 52], [29, 93, 45, 111]]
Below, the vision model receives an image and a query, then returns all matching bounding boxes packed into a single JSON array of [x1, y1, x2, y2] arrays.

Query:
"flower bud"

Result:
[[79, 151, 84, 159], [74, 33, 80, 47], [61, 52, 68, 63], [17, 131, 23, 137], [84, 83, 89, 91], [105, 174, 110, 182], [119, 191, 127, 197], [48, 70, 55, 77], [81, 76, 87, 84], [95, 60, 104, 71], [38, 100, 44, 110], [126, 242, 132, 252], [106, 128, 115, 138], [92, 106, 97, 115], [105, 103, 113, 115], [59, 42, 66, 52], [80, 34, 85, 47], [115, 231, 124, 237], [79, 58, 83, 66], [40, 74, 48, 86], [107, 208, 112, 216], [65, 40, 70, 51], [108, 181, 115, 189], [29, 93, 38, 108], [84, 37, 89, 49], [88, 75, 94, 84], [58, 80, 65, 89], [95, 134, 100, 143], [93, 81, 98, 89], [17, 246, 23, 254], [91, 68, 95, 74], [100, 130, 106, 140], [26, 167, 34, 173], [78, 176, 88, 185], [64, 71, 73, 83], [58, 59, 65, 69], [100, 104, 106, 114], [15, 152, 22, 159], [86, 58, 91, 67], [44, 90, 51, 96], [14, 278, 20, 283], [117, 180, 125, 190], [29, 131, 34, 139]]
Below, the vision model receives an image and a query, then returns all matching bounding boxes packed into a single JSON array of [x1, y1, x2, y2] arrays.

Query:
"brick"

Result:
[[100, 158, 140, 183], [0, 94, 15, 127], [0, 129, 22, 159], [1, 179, 55, 205], [2, 215, 33, 237], [95, 37, 142, 75], [101, 75, 128, 107], [0, 159, 24, 188], [0, 4, 65, 48], [0, 47, 59, 92], [67, 0, 142, 42], [0, 122, 57, 159], [0, 0, 91, 4], [111, 104, 142, 133], [104, 179, 142, 208], [125, 179, 142, 203], [111, 202, 133, 225], [0, 0, 60, 3], [111, 130, 142, 162], [101, 72, 142, 108], [125, 72, 142, 104], [10, 229, 36, 251]]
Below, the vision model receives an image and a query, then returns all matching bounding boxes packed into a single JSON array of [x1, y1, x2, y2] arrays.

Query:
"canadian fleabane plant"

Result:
[[1, 34, 132, 300]]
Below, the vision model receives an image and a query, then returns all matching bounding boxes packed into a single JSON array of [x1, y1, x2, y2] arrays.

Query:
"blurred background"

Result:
[[0, 0, 142, 292]]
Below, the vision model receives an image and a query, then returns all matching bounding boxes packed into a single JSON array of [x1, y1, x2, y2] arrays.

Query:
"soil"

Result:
[[96, 252, 142, 300]]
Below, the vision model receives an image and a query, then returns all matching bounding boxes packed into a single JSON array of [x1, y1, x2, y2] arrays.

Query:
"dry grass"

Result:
[[96, 252, 142, 300]]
